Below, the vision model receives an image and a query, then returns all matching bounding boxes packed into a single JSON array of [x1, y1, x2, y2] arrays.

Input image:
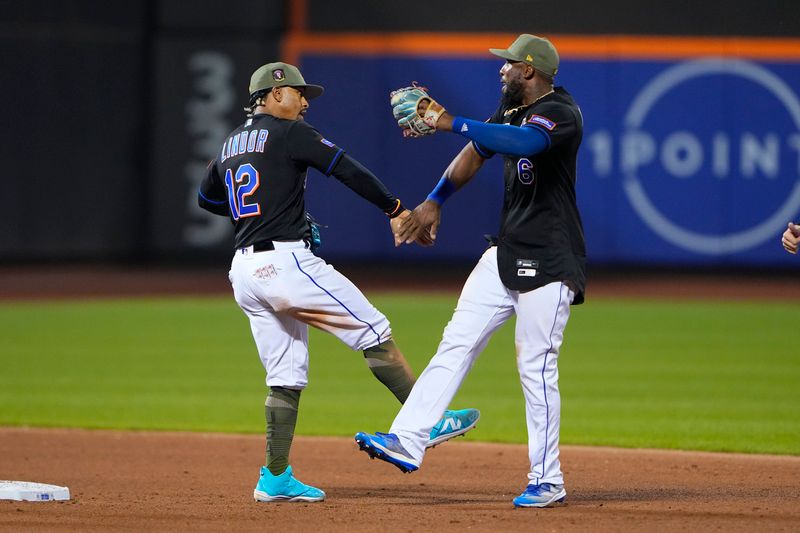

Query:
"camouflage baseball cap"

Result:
[[489, 34, 559, 77], [249, 62, 324, 99]]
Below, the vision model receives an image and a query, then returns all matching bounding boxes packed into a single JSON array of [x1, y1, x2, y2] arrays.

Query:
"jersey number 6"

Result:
[[517, 158, 535, 185], [224, 163, 261, 220]]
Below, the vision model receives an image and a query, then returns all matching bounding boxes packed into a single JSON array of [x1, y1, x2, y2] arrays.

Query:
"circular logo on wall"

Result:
[[622, 58, 800, 255]]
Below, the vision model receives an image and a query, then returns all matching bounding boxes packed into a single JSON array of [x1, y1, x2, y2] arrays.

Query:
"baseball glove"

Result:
[[390, 83, 446, 138]]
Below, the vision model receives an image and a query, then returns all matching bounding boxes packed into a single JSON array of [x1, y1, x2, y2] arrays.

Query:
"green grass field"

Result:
[[1, 293, 797, 455]]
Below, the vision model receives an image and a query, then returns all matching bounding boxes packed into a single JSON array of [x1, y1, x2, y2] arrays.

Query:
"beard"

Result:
[[501, 78, 525, 108]]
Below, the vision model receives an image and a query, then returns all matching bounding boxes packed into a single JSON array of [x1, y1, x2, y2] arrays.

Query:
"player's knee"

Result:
[[267, 386, 301, 405], [363, 338, 397, 357]]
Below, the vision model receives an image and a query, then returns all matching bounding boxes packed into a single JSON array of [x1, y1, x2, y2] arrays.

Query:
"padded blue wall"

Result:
[[300, 54, 800, 266]]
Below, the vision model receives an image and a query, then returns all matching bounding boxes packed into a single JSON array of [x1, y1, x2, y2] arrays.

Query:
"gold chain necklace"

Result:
[[503, 89, 555, 116], [532, 89, 555, 104]]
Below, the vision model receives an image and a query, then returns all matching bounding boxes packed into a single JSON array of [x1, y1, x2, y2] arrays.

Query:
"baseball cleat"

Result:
[[354, 431, 420, 473], [427, 408, 481, 448], [512, 483, 567, 508], [253, 465, 325, 502]]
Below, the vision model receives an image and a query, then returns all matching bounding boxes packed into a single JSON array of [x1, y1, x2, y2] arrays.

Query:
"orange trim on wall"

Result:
[[282, 32, 800, 65], [288, 0, 308, 33]]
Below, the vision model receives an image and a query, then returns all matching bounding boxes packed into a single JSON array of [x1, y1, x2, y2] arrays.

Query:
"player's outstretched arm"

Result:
[[423, 101, 549, 158], [396, 143, 485, 244], [391, 84, 548, 158]]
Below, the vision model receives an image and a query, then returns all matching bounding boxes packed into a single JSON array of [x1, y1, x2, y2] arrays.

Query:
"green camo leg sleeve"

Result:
[[265, 386, 301, 476], [363, 339, 417, 404]]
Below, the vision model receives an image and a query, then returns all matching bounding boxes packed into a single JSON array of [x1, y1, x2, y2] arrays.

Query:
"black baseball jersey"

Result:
[[474, 87, 586, 304], [199, 113, 398, 249]]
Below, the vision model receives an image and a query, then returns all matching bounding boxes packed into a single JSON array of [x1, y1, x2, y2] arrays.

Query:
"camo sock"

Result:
[[363, 339, 416, 403], [265, 386, 301, 476]]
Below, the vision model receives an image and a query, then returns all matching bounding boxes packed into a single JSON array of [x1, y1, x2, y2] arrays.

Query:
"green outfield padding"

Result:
[[0, 294, 797, 455]]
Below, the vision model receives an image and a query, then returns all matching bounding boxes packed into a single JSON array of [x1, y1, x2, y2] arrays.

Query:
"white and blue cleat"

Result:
[[253, 465, 325, 502], [512, 483, 567, 508], [427, 408, 481, 448], [355, 408, 481, 473], [354, 431, 420, 473]]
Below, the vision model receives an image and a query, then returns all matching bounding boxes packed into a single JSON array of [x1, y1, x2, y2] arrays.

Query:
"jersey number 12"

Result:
[[224, 163, 261, 220]]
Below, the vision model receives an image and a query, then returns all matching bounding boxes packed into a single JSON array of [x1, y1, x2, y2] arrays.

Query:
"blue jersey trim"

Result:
[[471, 140, 494, 159], [325, 148, 345, 176], [198, 189, 227, 205], [291, 252, 381, 346]]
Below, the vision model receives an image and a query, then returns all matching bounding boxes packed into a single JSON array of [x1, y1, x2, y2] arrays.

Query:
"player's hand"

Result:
[[413, 200, 442, 241], [782, 222, 800, 254], [390, 84, 447, 137], [392, 209, 434, 247], [395, 200, 441, 245], [418, 99, 454, 132], [390, 210, 412, 247]]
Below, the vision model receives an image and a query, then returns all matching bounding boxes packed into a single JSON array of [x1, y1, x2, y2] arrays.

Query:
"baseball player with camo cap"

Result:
[[198, 62, 479, 503], [356, 34, 586, 508]]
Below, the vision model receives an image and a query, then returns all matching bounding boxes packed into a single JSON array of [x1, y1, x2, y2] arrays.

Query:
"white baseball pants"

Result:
[[229, 240, 392, 389], [391, 246, 574, 485]]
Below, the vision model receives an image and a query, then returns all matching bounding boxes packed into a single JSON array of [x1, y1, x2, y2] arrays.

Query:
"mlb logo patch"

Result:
[[320, 138, 335, 147], [528, 115, 556, 130], [272, 69, 285, 81]]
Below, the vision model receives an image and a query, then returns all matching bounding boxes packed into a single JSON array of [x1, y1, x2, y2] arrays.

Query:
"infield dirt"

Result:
[[2, 267, 799, 531], [1, 427, 799, 532]]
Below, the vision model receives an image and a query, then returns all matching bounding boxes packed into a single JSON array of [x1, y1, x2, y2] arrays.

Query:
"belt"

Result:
[[252, 240, 275, 252], [239, 239, 309, 255]]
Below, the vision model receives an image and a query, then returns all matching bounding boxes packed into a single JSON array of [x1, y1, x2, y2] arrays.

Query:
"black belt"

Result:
[[250, 240, 310, 252], [252, 240, 275, 252]]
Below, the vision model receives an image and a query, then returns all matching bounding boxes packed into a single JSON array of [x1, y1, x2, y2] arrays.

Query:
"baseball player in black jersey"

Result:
[[197, 62, 479, 503], [355, 35, 586, 508]]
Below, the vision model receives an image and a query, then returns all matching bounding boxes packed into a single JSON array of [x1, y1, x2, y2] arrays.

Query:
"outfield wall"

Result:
[[2, 0, 799, 268], [283, 37, 800, 267]]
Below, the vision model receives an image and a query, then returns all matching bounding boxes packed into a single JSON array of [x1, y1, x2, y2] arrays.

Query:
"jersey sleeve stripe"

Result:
[[471, 140, 494, 159], [198, 189, 227, 204], [324, 148, 345, 176]]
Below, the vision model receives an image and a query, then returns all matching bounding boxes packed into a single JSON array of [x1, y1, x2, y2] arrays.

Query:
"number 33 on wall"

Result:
[[224, 163, 261, 220]]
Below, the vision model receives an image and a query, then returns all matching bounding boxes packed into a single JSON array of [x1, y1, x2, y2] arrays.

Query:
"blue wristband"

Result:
[[426, 176, 456, 206]]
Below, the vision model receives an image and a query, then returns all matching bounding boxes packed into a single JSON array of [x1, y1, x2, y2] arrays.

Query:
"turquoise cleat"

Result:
[[427, 408, 481, 448], [253, 465, 325, 502]]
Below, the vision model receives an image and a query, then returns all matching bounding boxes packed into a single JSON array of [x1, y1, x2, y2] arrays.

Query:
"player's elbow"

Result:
[[198, 192, 230, 217]]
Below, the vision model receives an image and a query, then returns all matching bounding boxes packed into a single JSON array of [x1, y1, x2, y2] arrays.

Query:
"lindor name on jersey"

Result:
[[220, 129, 270, 162]]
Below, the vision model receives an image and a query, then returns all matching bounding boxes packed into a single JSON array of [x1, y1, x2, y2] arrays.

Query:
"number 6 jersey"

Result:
[[473, 88, 587, 304]]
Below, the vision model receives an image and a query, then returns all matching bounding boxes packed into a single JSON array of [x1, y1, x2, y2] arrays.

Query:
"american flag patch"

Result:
[[528, 115, 556, 130], [320, 138, 336, 147]]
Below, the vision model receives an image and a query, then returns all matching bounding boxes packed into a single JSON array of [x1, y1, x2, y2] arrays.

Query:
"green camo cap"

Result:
[[248, 62, 324, 99], [489, 34, 559, 77]]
